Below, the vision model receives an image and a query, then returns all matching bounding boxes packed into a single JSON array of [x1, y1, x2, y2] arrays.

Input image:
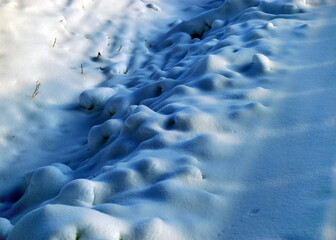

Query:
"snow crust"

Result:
[[0, 0, 335, 239]]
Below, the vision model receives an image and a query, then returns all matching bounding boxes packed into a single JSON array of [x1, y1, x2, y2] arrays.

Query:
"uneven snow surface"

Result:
[[0, 0, 335, 239]]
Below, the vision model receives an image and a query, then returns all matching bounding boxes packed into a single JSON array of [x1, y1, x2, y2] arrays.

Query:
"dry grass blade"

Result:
[[32, 81, 41, 98], [52, 37, 57, 47]]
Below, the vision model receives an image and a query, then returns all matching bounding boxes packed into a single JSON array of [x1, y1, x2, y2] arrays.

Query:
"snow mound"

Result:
[[251, 53, 272, 74], [79, 87, 118, 110], [8, 204, 126, 240], [0, 218, 13, 240]]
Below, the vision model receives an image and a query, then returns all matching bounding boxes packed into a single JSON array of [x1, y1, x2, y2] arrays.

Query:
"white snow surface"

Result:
[[0, 0, 335, 239]]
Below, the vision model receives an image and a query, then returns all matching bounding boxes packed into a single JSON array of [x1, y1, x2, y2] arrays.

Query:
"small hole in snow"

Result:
[[156, 86, 163, 97], [191, 31, 204, 39], [166, 118, 175, 129], [249, 208, 261, 215]]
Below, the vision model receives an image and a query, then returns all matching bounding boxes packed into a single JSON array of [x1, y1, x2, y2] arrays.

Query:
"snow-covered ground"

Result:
[[0, 0, 335, 239]]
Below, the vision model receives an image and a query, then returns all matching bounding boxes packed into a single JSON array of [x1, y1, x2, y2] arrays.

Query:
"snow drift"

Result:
[[0, 0, 334, 239]]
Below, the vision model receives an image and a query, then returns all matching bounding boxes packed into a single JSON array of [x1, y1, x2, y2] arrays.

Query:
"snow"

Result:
[[0, 0, 335, 239], [79, 87, 118, 110]]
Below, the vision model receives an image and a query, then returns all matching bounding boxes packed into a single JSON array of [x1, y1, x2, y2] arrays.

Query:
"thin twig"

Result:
[[81, 64, 84, 74], [117, 44, 122, 52], [52, 37, 57, 47]]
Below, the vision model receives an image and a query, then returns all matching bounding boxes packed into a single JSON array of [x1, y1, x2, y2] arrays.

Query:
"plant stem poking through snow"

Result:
[[81, 64, 84, 74], [117, 44, 122, 52], [32, 81, 41, 99], [52, 37, 57, 47]]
